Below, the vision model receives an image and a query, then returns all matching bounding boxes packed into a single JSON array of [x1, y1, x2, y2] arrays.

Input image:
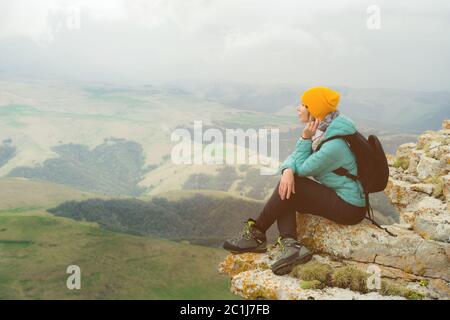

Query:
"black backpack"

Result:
[[315, 131, 396, 236]]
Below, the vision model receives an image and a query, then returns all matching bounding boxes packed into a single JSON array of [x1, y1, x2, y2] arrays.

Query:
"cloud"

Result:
[[0, 0, 449, 91]]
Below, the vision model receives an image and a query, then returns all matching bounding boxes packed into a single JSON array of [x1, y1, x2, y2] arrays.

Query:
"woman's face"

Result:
[[296, 103, 312, 123]]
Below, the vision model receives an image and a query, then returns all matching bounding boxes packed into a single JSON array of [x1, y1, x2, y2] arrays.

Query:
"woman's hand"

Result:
[[302, 118, 320, 139], [279, 168, 295, 200]]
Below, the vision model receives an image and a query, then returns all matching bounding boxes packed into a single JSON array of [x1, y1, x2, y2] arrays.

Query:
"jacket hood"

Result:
[[323, 114, 357, 140]]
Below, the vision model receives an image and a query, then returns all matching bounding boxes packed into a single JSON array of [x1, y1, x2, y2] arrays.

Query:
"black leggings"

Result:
[[254, 175, 366, 239]]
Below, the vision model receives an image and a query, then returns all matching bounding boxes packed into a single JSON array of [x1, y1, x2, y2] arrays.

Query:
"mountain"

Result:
[[0, 79, 442, 199], [179, 81, 450, 133], [8, 138, 149, 196], [0, 79, 295, 197], [1, 79, 440, 229]]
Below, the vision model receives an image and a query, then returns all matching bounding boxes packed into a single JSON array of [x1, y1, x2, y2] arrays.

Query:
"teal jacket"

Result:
[[278, 114, 366, 208]]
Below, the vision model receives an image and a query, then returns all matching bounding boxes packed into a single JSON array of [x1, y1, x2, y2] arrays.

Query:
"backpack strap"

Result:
[[315, 135, 348, 152], [316, 135, 360, 187], [316, 135, 359, 181], [362, 187, 397, 237], [333, 167, 358, 181]]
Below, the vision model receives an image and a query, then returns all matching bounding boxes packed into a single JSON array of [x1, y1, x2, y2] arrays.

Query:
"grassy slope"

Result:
[[0, 178, 238, 299], [0, 178, 107, 212]]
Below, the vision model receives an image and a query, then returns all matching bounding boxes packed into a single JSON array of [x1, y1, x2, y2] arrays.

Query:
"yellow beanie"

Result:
[[301, 86, 340, 120]]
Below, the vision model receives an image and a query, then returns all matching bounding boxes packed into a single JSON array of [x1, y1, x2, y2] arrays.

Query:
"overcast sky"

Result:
[[0, 0, 449, 91]]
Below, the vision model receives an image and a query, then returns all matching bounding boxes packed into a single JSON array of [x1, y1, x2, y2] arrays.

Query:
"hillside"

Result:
[[0, 209, 237, 299], [0, 177, 105, 211], [0, 178, 239, 299], [0, 80, 438, 201], [48, 189, 282, 247], [182, 81, 450, 133]]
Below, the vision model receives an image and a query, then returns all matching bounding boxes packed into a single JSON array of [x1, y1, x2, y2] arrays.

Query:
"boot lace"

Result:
[[233, 220, 254, 241], [268, 236, 286, 260], [276, 236, 286, 253]]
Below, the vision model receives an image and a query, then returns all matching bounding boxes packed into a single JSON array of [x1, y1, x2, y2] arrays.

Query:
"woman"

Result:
[[223, 86, 367, 275]]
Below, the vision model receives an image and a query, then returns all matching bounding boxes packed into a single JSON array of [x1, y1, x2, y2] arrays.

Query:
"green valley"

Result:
[[0, 178, 238, 299]]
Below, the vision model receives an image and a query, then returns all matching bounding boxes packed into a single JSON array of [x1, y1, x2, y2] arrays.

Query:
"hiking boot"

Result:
[[223, 218, 267, 253], [270, 236, 313, 276]]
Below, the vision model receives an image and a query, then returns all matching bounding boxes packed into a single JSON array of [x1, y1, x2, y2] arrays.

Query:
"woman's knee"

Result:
[[293, 176, 320, 191], [271, 181, 296, 205]]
